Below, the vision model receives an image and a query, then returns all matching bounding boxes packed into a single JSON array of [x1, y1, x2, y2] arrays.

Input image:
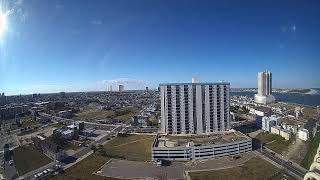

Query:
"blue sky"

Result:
[[0, 0, 319, 95]]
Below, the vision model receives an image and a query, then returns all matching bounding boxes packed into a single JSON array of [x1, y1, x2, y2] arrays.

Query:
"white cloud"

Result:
[[91, 20, 103, 25]]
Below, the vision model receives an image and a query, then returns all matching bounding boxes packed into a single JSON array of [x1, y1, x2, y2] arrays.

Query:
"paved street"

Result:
[[260, 149, 307, 179], [3, 158, 17, 180]]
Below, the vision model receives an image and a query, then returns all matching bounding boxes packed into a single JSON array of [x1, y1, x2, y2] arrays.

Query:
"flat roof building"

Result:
[[152, 130, 252, 161], [262, 115, 280, 132]]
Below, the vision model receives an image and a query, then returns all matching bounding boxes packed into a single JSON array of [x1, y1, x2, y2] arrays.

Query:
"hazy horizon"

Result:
[[1, 0, 320, 95]]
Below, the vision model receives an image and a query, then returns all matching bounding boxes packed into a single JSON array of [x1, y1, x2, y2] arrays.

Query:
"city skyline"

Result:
[[1, 0, 320, 95]]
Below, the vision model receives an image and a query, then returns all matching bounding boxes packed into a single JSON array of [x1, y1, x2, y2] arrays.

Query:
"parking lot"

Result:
[[96, 152, 256, 180]]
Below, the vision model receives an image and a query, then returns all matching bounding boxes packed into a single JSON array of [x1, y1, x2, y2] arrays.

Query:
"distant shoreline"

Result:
[[231, 88, 320, 96], [231, 91, 320, 107]]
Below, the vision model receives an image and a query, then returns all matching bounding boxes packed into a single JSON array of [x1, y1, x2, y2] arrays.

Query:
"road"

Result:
[[18, 125, 125, 180], [3, 158, 18, 180], [260, 149, 307, 179], [124, 126, 158, 134]]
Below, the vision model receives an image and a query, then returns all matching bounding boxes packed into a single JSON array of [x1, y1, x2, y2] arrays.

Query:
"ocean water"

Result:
[[231, 92, 320, 107]]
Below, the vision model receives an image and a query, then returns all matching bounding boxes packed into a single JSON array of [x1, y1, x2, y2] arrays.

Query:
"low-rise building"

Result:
[[0, 104, 30, 120], [279, 129, 291, 140], [253, 106, 272, 128], [271, 126, 291, 140], [32, 135, 65, 160], [58, 110, 72, 119], [132, 115, 148, 127], [152, 131, 252, 161], [271, 126, 281, 135], [298, 129, 309, 141], [262, 115, 280, 132], [230, 112, 235, 122]]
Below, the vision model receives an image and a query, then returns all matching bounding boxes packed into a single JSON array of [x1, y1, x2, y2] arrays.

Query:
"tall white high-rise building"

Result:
[[119, 85, 124, 92], [255, 71, 275, 104], [107, 84, 113, 92], [160, 82, 230, 134]]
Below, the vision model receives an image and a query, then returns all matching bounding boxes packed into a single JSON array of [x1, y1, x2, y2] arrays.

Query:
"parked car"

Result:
[[9, 160, 14, 166], [156, 160, 163, 167]]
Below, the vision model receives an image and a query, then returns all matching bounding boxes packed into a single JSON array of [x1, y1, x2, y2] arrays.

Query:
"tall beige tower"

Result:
[[258, 71, 272, 96], [255, 71, 275, 104]]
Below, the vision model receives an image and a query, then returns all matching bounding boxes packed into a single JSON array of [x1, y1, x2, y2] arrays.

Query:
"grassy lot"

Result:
[[301, 132, 320, 169], [17, 128, 39, 136], [103, 134, 155, 161], [9, 116, 39, 131], [189, 156, 280, 180], [21, 116, 38, 127], [51, 153, 120, 180], [12, 145, 52, 175], [270, 171, 296, 180], [0, 167, 4, 177], [63, 142, 79, 150], [75, 107, 139, 121], [255, 132, 292, 154], [51, 123, 66, 128], [303, 107, 318, 120], [75, 109, 115, 121]]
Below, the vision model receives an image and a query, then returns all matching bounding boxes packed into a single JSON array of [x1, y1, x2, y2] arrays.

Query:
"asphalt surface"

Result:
[[3, 160, 17, 180], [2, 151, 18, 180], [261, 149, 307, 179], [99, 152, 257, 180]]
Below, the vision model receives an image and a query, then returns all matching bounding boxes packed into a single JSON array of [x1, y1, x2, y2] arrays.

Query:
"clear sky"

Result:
[[0, 0, 319, 95]]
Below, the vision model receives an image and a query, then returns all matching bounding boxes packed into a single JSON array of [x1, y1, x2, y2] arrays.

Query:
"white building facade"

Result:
[[262, 115, 280, 132], [298, 128, 309, 141], [160, 82, 230, 134], [152, 137, 252, 161]]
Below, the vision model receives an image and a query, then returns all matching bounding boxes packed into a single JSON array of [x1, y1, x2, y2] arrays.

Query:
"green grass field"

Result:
[[75, 107, 139, 121], [9, 116, 39, 131], [75, 109, 115, 120], [255, 132, 292, 154], [12, 145, 52, 175], [189, 156, 280, 180], [301, 132, 320, 169], [103, 134, 155, 161], [303, 107, 318, 120], [51, 153, 119, 180], [51, 123, 66, 128]]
